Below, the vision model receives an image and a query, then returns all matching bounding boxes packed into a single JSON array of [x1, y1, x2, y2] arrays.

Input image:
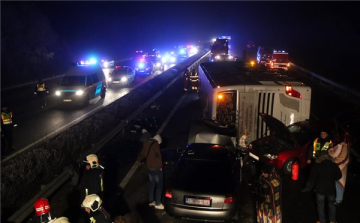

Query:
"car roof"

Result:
[[182, 143, 235, 162], [65, 65, 102, 76]]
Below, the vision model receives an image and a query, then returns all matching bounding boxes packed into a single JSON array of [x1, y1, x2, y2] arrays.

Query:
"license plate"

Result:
[[63, 99, 72, 102], [113, 81, 120, 83], [185, 197, 211, 206], [249, 152, 259, 160]]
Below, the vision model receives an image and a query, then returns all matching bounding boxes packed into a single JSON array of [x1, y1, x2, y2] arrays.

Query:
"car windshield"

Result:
[[60, 76, 86, 86], [112, 69, 127, 75], [288, 124, 312, 146], [175, 159, 233, 182]]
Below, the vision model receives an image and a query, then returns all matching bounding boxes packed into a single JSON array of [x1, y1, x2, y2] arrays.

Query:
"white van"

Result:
[[55, 64, 106, 106]]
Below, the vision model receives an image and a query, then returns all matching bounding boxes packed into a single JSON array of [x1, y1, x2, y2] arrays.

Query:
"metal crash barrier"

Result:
[[7, 51, 210, 223]]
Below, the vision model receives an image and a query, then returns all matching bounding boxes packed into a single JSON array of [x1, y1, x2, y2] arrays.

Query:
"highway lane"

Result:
[[3, 59, 180, 153], [24, 70, 360, 223]]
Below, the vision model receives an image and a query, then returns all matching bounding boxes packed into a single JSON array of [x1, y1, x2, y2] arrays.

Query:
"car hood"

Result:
[[250, 135, 294, 155], [188, 119, 237, 147], [259, 113, 292, 140]]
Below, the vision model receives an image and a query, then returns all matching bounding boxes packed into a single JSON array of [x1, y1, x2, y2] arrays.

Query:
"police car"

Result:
[[107, 65, 135, 87], [135, 57, 154, 75], [55, 62, 106, 106]]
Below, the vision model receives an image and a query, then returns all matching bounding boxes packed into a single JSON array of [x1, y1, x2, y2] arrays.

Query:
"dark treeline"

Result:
[[1, 2, 71, 88]]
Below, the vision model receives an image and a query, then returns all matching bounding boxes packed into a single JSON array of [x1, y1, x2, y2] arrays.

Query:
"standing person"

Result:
[[83, 154, 105, 200], [34, 78, 49, 108], [139, 129, 152, 143], [302, 153, 342, 223], [255, 164, 282, 223], [82, 194, 112, 223], [1, 105, 14, 154], [137, 134, 164, 209], [328, 141, 349, 206], [307, 129, 333, 164]]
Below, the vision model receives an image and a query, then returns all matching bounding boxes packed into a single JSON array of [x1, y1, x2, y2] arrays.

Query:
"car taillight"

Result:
[[285, 85, 301, 98], [224, 195, 234, 203], [165, 189, 172, 199]]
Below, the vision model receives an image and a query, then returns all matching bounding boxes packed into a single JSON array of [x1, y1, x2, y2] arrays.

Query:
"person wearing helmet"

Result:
[[1, 105, 14, 155], [34, 77, 49, 108], [82, 194, 112, 223], [34, 197, 55, 223], [52, 217, 70, 223], [83, 154, 105, 200], [137, 134, 164, 209]]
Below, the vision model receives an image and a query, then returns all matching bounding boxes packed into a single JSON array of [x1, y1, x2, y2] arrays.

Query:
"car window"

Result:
[[60, 76, 86, 86], [86, 75, 93, 86], [288, 125, 312, 145], [175, 159, 233, 181], [91, 73, 99, 83]]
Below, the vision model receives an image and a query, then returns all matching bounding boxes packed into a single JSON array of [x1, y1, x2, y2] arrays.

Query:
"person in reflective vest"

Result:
[[189, 68, 199, 91], [1, 106, 14, 154], [307, 129, 333, 164], [34, 78, 49, 108]]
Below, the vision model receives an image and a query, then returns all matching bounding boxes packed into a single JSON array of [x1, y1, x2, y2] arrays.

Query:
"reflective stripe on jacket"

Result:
[[313, 138, 332, 157], [1, 112, 12, 125], [37, 83, 46, 91]]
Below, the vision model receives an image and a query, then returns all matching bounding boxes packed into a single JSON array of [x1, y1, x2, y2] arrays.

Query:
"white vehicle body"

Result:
[[198, 61, 311, 144]]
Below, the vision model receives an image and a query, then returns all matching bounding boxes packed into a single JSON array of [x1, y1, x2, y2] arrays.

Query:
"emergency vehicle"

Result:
[[269, 50, 290, 70], [55, 61, 106, 106], [197, 61, 311, 145], [210, 36, 231, 62], [257, 46, 272, 66]]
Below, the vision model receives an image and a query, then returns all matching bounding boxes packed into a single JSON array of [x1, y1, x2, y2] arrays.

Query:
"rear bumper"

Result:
[[165, 202, 236, 221]]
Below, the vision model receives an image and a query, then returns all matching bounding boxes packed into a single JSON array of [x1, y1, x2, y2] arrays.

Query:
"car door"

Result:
[[86, 75, 95, 98], [128, 67, 135, 82], [91, 73, 102, 97]]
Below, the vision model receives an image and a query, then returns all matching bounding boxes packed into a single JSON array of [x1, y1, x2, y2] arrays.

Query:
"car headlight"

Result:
[[229, 55, 233, 59], [263, 153, 278, 160], [215, 55, 220, 59], [55, 91, 61, 96], [103, 62, 108, 68], [107, 77, 112, 82], [156, 62, 161, 67], [162, 57, 167, 63], [121, 77, 128, 82], [75, 90, 84, 96], [170, 57, 176, 62]]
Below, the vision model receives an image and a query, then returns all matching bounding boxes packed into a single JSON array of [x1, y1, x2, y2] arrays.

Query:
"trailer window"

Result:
[[216, 91, 237, 127]]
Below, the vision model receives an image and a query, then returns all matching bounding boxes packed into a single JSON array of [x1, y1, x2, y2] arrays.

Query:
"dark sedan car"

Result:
[[246, 113, 351, 174], [164, 143, 242, 222], [107, 65, 135, 87]]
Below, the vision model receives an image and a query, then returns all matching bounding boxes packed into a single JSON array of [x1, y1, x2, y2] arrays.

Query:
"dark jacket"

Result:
[[84, 167, 104, 196], [137, 138, 163, 169], [89, 207, 112, 223], [308, 159, 342, 195]]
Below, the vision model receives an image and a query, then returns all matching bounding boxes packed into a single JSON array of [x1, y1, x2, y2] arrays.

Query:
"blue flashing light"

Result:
[[90, 58, 97, 64], [138, 63, 144, 68]]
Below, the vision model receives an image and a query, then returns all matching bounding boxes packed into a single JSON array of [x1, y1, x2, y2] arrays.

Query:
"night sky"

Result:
[[2, 1, 360, 87]]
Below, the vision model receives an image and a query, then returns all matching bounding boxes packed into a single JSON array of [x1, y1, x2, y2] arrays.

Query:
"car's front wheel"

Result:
[[283, 158, 296, 174]]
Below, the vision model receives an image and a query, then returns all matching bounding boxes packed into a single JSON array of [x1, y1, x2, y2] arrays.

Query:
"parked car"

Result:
[[107, 65, 135, 87], [164, 143, 242, 222], [246, 113, 351, 174]]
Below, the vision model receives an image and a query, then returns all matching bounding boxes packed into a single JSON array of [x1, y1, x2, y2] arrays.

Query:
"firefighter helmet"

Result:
[[152, 134, 162, 145], [84, 154, 99, 168], [34, 198, 51, 216], [53, 217, 70, 223], [82, 194, 102, 212]]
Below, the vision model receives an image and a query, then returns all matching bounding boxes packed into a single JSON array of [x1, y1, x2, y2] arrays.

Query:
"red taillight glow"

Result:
[[165, 189, 172, 199], [224, 195, 234, 203], [285, 85, 301, 98], [115, 66, 121, 69]]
